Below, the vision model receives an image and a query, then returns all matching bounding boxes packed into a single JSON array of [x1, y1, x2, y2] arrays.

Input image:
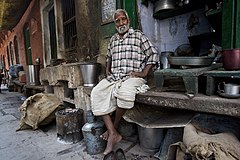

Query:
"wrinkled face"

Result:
[[114, 11, 130, 35]]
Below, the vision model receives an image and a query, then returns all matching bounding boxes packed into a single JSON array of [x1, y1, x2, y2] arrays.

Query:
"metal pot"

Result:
[[160, 51, 174, 69], [79, 63, 101, 87], [218, 82, 240, 95], [222, 49, 240, 70], [154, 0, 176, 13], [138, 126, 166, 155]]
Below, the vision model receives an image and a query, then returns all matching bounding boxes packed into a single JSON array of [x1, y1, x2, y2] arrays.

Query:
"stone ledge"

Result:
[[136, 88, 240, 118], [24, 84, 44, 91], [12, 80, 25, 86], [40, 63, 84, 88]]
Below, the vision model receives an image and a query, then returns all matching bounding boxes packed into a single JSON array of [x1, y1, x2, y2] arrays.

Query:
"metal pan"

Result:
[[168, 56, 213, 66]]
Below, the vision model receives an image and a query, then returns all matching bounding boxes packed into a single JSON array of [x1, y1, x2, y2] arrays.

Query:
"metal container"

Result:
[[55, 108, 84, 144], [118, 119, 137, 138], [160, 51, 174, 69], [79, 63, 100, 87], [168, 56, 213, 66], [154, 0, 176, 13], [138, 126, 166, 155], [222, 49, 240, 70], [82, 110, 106, 155], [218, 82, 240, 95], [155, 128, 183, 160], [26, 65, 40, 85]]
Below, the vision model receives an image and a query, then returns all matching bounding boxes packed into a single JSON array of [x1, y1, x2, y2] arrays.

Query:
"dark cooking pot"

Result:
[[222, 49, 240, 70]]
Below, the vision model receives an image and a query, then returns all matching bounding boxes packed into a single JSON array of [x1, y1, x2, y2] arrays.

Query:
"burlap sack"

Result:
[[167, 124, 240, 160], [17, 93, 62, 131], [183, 123, 240, 160]]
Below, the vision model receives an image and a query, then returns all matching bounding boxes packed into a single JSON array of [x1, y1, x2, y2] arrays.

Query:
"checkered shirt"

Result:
[[106, 28, 158, 82]]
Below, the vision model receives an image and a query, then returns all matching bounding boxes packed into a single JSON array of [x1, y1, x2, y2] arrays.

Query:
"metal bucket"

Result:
[[26, 65, 40, 85], [118, 119, 137, 138], [55, 108, 84, 144], [79, 63, 100, 87], [138, 126, 166, 155]]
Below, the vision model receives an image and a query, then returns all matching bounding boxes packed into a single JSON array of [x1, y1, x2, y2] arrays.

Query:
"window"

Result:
[[61, 0, 77, 50], [24, 27, 33, 65], [14, 36, 20, 64], [48, 6, 57, 59], [2, 55, 5, 68], [6, 46, 11, 67], [9, 42, 14, 65]]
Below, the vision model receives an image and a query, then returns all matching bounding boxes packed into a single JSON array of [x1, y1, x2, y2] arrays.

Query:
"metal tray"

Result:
[[168, 56, 213, 66]]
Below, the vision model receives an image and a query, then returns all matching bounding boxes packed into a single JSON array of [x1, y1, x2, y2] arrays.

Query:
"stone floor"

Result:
[[0, 84, 158, 160]]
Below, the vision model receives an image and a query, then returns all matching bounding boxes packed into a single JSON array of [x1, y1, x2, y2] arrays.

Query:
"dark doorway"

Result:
[[48, 6, 57, 59]]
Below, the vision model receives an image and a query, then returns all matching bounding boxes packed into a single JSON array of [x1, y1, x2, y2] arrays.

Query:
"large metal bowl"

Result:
[[168, 56, 213, 66]]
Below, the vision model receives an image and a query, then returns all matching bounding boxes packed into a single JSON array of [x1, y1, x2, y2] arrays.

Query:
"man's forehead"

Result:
[[115, 12, 126, 18]]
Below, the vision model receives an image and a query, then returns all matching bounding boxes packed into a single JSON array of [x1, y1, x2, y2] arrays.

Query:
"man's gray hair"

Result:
[[112, 9, 129, 22]]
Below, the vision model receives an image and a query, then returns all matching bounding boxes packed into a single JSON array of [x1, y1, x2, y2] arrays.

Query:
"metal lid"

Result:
[[86, 110, 95, 123]]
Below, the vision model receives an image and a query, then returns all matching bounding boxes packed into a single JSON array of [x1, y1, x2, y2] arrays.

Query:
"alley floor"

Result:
[[0, 84, 157, 160]]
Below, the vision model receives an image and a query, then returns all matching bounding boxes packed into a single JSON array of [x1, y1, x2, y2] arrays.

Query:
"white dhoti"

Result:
[[90, 78, 146, 116]]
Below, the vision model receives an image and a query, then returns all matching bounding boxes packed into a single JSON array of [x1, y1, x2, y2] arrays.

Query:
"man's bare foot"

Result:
[[100, 131, 109, 141], [103, 132, 122, 155]]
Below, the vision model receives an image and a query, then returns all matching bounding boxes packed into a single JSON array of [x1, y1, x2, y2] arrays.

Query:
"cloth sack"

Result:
[[17, 93, 62, 131], [167, 123, 240, 160]]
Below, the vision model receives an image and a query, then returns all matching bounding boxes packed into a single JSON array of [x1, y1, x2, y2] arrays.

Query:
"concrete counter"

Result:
[[135, 88, 240, 118]]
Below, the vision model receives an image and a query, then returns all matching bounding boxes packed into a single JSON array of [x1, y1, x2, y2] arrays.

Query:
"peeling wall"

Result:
[[75, 0, 100, 62], [40, 0, 100, 66], [137, 0, 211, 54]]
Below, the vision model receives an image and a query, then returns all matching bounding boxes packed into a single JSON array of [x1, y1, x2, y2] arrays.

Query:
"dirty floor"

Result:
[[0, 85, 158, 160]]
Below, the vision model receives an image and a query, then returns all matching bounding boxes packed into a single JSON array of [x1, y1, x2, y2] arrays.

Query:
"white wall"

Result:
[[137, 0, 211, 54]]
